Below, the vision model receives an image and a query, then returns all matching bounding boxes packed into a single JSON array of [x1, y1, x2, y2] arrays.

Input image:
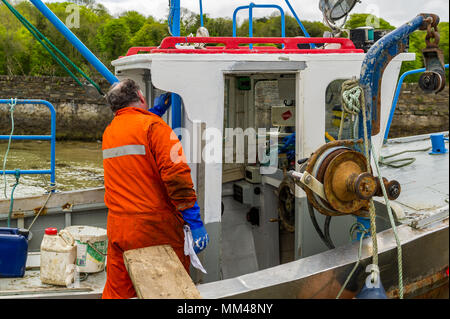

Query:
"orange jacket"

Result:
[[102, 107, 197, 214], [101, 107, 196, 299]]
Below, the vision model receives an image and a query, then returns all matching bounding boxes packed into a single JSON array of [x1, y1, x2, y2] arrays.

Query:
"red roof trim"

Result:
[[123, 36, 364, 57]]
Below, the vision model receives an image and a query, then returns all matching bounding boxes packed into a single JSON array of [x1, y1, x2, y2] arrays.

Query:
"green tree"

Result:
[[237, 14, 330, 38], [130, 20, 169, 47], [119, 11, 146, 35], [345, 13, 395, 30], [205, 17, 233, 37], [96, 19, 131, 61]]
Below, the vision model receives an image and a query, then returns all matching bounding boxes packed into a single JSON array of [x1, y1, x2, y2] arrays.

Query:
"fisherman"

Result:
[[101, 79, 209, 299]]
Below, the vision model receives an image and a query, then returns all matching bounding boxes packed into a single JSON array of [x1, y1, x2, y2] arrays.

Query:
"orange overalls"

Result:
[[101, 107, 197, 299]]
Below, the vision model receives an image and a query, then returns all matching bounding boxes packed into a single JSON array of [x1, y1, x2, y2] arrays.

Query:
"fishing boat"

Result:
[[0, 0, 448, 299]]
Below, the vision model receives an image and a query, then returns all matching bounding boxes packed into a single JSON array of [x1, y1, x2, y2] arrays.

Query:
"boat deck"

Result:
[[378, 132, 449, 226], [0, 253, 106, 299], [0, 133, 448, 299]]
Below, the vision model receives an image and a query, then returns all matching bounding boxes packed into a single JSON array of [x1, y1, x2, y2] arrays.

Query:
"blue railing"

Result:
[[384, 64, 449, 141], [233, 3, 286, 49], [0, 99, 56, 188], [232, 1, 314, 49]]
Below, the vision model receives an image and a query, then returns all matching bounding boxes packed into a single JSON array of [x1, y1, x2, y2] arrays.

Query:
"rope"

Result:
[[371, 144, 404, 299], [379, 147, 431, 168], [342, 79, 380, 269], [341, 79, 381, 287], [2, 98, 17, 199], [339, 79, 362, 140], [7, 170, 20, 228], [336, 222, 369, 299], [27, 183, 57, 232], [341, 79, 404, 299]]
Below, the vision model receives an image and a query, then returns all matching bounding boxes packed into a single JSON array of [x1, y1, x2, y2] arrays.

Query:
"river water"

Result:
[[0, 140, 104, 199]]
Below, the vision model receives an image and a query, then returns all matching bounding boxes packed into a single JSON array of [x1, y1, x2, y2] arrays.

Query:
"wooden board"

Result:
[[123, 245, 202, 299]]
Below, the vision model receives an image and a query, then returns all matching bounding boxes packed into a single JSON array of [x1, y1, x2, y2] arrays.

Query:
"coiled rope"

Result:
[[339, 80, 362, 140]]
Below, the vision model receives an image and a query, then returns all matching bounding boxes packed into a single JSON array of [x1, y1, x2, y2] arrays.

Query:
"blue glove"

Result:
[[149, 93, 171, 117], [279, 133, 296, 154], [180, 201, 209, 254], [283, 133, 295, 147]]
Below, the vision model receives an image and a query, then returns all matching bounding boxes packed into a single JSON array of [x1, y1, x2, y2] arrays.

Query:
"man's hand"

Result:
[[191, 226, 209, 254], [180, 201, 209, 254], [149, 93, 172, 117]]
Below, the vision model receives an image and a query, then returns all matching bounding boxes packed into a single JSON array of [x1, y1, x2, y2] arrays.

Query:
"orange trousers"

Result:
[[102, 210, 190, 299]]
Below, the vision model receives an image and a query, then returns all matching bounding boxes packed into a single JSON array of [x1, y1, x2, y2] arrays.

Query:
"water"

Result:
[[0, 140, 103, 199]]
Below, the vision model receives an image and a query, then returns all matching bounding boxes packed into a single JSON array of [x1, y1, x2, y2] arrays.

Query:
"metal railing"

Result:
[[0, 99, 56, 188], [384, 64, 449, 141], [233, 2, 286, 49]]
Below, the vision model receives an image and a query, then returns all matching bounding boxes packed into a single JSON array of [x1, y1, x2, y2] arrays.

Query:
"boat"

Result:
[[0, 0, 448, 299]]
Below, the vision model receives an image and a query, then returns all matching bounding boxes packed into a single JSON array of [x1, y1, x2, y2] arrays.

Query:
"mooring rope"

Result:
[[340, 79, 404, 299], [2, 98, 17, 199]]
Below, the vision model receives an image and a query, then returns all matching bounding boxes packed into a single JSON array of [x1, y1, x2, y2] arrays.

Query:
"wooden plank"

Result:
[[123, 245, 202, 299]]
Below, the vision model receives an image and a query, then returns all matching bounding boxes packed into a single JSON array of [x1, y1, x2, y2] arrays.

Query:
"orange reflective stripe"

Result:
[[103, 144, 146, 159]]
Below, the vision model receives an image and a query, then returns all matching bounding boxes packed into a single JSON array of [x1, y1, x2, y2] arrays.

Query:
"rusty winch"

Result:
[[289, 139, 401, 218]]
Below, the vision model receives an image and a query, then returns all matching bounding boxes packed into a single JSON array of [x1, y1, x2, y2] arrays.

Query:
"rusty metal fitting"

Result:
[[375, 177, 402, 200], [419, 14, 440, 31], [352, 172, 378, 200]]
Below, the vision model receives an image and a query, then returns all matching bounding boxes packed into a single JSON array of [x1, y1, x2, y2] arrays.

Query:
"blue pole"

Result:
[[28, 0, 118, 85], [284, 0, 315, 48], [384, 64, 449, 141], [170, 0, 182, 131], [249, 3, 254, 49], [199, 0, 204, 27]]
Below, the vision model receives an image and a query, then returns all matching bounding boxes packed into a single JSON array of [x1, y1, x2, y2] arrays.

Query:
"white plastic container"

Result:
[[64, 226, 107, 273], [40, 227, 77, 286]]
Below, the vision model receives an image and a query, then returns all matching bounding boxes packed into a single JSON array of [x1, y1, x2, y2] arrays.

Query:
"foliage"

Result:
[[0, 2, 448, 83], [345, 13, 396, 30]]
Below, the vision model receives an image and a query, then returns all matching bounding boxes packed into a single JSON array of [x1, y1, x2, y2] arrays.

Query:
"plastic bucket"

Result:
[[63, 226, 107, 273]]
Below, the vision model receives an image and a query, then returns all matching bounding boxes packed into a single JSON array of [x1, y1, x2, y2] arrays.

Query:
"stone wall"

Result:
[[0, 75, 113, 140], [387, 83, 449, 138], [0, 75, 448, 140]]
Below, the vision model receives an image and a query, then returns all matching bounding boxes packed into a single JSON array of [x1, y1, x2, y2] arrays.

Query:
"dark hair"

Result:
[[105, 79, 141, 112]]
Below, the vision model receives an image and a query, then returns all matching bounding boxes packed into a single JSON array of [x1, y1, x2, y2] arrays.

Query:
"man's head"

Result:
[[105, 79, 147, 113]]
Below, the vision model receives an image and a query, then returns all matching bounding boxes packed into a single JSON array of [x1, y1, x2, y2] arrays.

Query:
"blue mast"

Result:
[[28, 0, 118, 85], [199, 0, 204, 27], [169, 0, 182, 131]]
